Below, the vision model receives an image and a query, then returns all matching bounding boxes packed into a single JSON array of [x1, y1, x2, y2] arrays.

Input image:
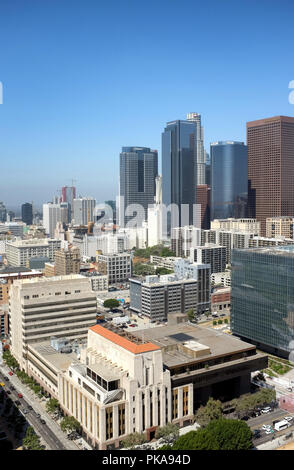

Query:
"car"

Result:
[[262, 424, 271, 430], [0, 382, 4, 387], [23, 409, 28, 414], [6, 390, 11, 395], [8, 372, 13, 376], [129, 324, 136, 327], [253, 429, 261, 437], [15, 400, 21, 406], [284, 416, 293, 422], [261, 407, 272, 413], [265, 429, 274, 435], [9, 386, 15, 391], [28, 405, 33, 410], [40, 419, 46, 424], [17, 393, 23, 398]]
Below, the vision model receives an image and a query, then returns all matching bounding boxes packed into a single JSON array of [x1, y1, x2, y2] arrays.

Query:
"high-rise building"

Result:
[[119, 147, 158, 227], [21, 202, 33, 226], [162, 119, 197, 235], [61, 186, 76, 221], [266, 216, 294, 239], [73, 197, 96, 226], [190, 244, 226, 274], [210, 141, 248, 220], [231, 245, 294, 358], [186, 112, 206, 185], [196, 185, 211, 229], [0, 202, 7, 223], [247, 116, 294, 236], [43, 202, 69, 238], [55, 247, 80, 276], [171, 226, 202, 258]]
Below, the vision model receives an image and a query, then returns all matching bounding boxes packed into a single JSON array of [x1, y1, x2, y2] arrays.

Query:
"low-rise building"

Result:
[[97, 253, 131, 285], [211, 287, 231, 314], [6, 238, 62, 267]]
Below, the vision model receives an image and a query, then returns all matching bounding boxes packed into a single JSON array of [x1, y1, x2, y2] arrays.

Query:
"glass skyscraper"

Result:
[[119, 147, 158, 227], [231, 245, 294, 358], [210, 141, 248, 220], [162, 120, 197, 236]]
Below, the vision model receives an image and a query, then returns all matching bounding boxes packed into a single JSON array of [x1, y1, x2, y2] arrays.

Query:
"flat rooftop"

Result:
[[235, 245, 294, 257], [131, 323, 256, 367], [28, 341, 79, 371]]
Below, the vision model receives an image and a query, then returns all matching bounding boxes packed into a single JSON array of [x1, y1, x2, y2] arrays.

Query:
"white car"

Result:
[[284, 416, 293, 422], [261, 407, 272, 413], [262, 424, 271, 430]]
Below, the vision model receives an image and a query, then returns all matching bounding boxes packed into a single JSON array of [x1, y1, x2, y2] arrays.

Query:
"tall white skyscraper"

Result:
[[73, 197, 96, 226], [186, 112, 206, 185], [43, 202, 69, 238]]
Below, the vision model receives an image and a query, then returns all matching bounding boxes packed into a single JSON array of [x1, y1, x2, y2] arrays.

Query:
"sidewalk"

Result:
[[0, 363, 78, 450]]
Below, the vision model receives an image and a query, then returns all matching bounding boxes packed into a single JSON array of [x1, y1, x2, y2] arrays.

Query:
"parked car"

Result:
[[40, 419, 46, 425], [262, 424, 271, 430], [8, 372, 13, 376], [9, 386, 15, 391], [17, 393, 23, 398], [261, 406, 272, 413], [15, 400, 21, 406], [6, 390, 11, 395], [284, 416, 293, 422], [253, 429, 261, 438], [28, 405, 33, 410]]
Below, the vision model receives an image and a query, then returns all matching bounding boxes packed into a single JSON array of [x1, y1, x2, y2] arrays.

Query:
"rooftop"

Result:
[[28, 341, 79, 371]]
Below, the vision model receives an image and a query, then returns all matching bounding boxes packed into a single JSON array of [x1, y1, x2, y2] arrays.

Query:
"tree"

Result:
[[60, 416, 81, 434], [155, 267, 173, 275], [2, 350, 19, 370], [122, 432, 147, 449], [224, 318, 228, 324], [23, 426, 43, 450], [103, 299, 120, 310], [186, 309, 195, 322], [213, 320, 217, 326], [171, 419, 253, 450], [155, 423, 179, 443], [194, 397, 223, 427], [133, 263, 155, 276], [46, 398, 60, 414]]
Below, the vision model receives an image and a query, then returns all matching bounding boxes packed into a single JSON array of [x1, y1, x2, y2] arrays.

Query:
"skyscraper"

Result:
[[119, 147, 158, 227], [73, 197, 96, 226], [186, 112, 206, 185], [21, 202, 33, 226], [61, 186, 76, 222], [247, 116, 294, 236], [210, 141, 248, 220], [43, 202, 69, 237], [0, 202, 7, 222], [162, 119, 197, 235]]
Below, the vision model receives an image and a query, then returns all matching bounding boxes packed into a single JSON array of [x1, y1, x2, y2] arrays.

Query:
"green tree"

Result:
[[133, 263, 155, 276], [2, 350, 19, 370], [171, 419, 253, 450], [155, 267, 173, 275], [218, 319, 223, 325], [194, 397, 223, 427], [155, 423, 179, 443], [23, 426, 43, 450], [103, 299, 120, 310], [122, 432, 147, 449], [186, 309, 195, 322], [46, 398, 60, 414], [60, 416, 81, 434], [224, 319, 228, 324]]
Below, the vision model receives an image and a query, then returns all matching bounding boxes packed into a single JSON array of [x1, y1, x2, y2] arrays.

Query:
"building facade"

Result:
[[97, 253, 131, 285], [6, 238, 62, 266]]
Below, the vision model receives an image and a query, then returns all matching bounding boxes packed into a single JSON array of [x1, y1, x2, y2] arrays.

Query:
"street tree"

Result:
[[194, 397, 223, 427]]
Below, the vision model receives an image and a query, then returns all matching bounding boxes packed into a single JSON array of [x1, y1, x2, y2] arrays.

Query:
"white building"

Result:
[[211, 218, 260, 236], [73, 198, 96, 226], [97, 253, 132, 284], [6, 238, 62, 266], [0, 222, 25, 238], [171, 226, 202, 257], [43, 203, 69, 238]]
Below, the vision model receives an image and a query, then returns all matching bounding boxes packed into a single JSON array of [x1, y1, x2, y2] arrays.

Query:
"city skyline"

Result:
[[0, 0, 294, 206]]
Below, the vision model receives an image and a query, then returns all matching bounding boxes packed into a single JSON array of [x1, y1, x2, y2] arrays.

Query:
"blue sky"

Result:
[[0, 0, 293, 209]]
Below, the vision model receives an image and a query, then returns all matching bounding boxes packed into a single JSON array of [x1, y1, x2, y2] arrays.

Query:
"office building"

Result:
[[173, 259, 211, 313], [10, 274, 98, 370], [0, 222, 25, 238], [97, 253, 131, 284], [119, 147, 158, 227], [162, 119, 197, 235], [210, 141, 248, 220], [266, 217, 294, 239], [0, 202, 6, 223], [231, 245, 294, 358], [61, 186, 76, 221], [43, 202, 69, 238], [73, 198, 96, 226], [55, 247, 80, 276], [130, 274, 198, 320], [196, 185, 210, 229], [6, 238, 62, 266], [82, 272, 108, 291], [21, 203, 33, 226], [247, 116, 294, 235], [190, 244, 226, 273], [186, 112, 206, 185], [211, 287, 231, 315], [171, 226, 202, 258], [211, 271, 231, 288], [211, 218, 260, 235]]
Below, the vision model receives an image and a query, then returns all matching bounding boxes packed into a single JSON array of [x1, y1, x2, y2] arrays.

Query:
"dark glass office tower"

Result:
[[210, 141, 248, 220], [21, 202, 33, 225], [119, 147, 158, 227], [162, 120, 197, 235], [231, 245, 294, 358]]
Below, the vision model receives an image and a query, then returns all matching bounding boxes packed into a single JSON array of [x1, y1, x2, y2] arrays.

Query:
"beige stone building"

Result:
[[266, 217, 294, 239], [55, 247, 80, 276]]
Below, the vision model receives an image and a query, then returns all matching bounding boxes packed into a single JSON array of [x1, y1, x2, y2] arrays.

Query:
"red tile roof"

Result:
[[89, 324, 160, 354]]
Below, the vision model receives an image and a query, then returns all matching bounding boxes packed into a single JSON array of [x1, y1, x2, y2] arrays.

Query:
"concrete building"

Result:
[[43, 202, 69, 238], [130, 274, 198, 321], [211, 271, 231, 288], [82, 272, 109, 291], [73, 198, 96, 226], [211, 287, 231, 315], [266, 217, 294, 239], [211, 218, 260, 235], [189, 244, 226, 273], [173, 259, 210, 313], [186, 112, 206, 185], [9, 274, 98, 370], [97, 253, 131, 285], [150, 255, 181, 271], [55, 247, 80, 276], [44, 262, 56, 277], [171, 226, 202, 258], [0, 222, 25, 238], [56, 322, 267, 449], [5, 238, 62, 267]]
